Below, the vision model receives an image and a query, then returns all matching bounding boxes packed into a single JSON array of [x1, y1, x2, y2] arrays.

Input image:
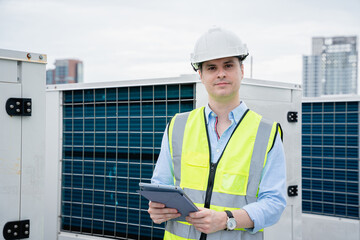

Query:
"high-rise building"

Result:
[[46, 59, 83, 84], [303, 36, 358, 97]]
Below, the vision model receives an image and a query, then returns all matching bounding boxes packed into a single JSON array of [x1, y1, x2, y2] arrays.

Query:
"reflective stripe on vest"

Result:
[[170, 111, 190, 186], [165, 107, 279, 240]]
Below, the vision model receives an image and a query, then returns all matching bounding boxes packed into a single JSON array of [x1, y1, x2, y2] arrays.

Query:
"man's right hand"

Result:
[[147, 201, 181, 224]]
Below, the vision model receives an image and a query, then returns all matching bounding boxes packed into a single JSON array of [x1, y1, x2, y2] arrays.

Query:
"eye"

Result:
[[207, 66, 216, 71], [225, 64, 233, 69]]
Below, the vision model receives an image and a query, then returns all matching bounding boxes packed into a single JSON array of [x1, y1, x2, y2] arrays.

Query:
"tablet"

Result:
[[138, 183, 198, 221]]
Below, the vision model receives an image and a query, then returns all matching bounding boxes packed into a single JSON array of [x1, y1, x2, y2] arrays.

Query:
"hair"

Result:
[[198, 56, 243, 73]]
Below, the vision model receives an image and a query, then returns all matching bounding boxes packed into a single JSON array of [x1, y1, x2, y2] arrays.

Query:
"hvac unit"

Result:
[[45, 75, 302, 240]]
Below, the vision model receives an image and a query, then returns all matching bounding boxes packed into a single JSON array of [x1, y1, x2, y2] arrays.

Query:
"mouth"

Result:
[[215, 82, 230, 86]]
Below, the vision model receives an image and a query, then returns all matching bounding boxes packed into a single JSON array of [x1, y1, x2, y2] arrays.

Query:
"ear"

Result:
[[198, 70, 204, 83]]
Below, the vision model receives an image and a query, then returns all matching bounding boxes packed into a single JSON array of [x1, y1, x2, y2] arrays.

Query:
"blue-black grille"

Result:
[[302, 101, 359, 219], [61, 84, 195, 239]]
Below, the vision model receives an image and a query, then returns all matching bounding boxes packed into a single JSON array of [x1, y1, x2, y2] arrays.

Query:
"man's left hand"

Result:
[[185, 207, 227, 234]]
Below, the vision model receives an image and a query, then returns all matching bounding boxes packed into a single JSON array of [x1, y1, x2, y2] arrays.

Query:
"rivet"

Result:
[[16, 109, 20, 113], [14, 225, 18, 229], [16, 102, 20, 105], [10, 105, 14, 109], [27, 109, 31, 113], [25, 224, 29, 228], [27, 102, 31, 106], [7, 229, 11, 233], [27, 53, 31, 59], [39, 55, 43, 60], [14, 232, 18, 236], [25, 231, 29, 235]]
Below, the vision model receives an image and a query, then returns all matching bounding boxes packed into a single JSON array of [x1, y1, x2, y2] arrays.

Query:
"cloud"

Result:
[[0, 0, 358, 84]]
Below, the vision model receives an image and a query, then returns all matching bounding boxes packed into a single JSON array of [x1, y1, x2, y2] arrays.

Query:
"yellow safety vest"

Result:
[[164, 107, 282, 240]]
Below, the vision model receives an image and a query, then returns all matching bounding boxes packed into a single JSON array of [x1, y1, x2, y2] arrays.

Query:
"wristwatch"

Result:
[[225, 210, 236, 231]]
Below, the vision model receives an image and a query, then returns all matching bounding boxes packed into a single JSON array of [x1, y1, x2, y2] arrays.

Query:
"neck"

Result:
[[208, 97, 240, 120]]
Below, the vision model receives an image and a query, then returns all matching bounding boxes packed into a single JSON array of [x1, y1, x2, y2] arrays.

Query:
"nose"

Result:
[[217, 67, 226, 79]]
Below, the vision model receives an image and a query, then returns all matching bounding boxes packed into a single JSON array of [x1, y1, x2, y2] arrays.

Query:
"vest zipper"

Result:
[[199, 108, 249, 240], [204, 163, 218, 208], [200, 163, 218, 240]]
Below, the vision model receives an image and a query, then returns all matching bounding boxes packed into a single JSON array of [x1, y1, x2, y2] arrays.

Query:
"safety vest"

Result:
[[163, 107, 282, 240]]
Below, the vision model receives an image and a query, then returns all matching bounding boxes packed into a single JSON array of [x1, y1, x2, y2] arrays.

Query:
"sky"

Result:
[[0, 0, 359, 84]]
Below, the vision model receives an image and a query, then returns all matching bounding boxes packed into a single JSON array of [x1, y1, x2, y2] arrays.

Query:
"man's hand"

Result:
[[185, 207, 227, 234], [148, 201, 181, 224]]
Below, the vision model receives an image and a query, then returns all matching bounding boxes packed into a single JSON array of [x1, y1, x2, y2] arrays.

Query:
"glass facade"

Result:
[[302, 101, 360, 219], [61, 84, 195, 239], [303, 36, 358, 97], [56, 65, 68, 78], [303, 56, 321, 97]]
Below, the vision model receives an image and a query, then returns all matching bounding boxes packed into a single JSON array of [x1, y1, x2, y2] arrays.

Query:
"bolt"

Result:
[[16, 102, 20, 106], [39, 55, 43, 60], [27, 102, 31, 106], [27, 53, 31, 59], [10, 105, 14, 109], [7, 229, 11, 233], [16, 109, 20, 113]]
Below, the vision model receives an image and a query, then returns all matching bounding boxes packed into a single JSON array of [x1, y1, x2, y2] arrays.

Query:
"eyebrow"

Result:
[[204, 59, 236, 67], [224, 59, 235, 64]]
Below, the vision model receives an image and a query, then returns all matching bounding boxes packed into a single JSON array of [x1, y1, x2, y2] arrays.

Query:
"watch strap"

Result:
[[225, 210, 234, 219]]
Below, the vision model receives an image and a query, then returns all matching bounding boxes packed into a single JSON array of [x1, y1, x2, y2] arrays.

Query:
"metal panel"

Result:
[[240, 82, 302, 240], [0, 49, 46, 240], [0, 82, 22, 232], [44, 91, 62, 240], [59, 231, 113, 240], [0, 59, 18, 83], [46, 74, 199, 92], [20, 61, 46, 239], [0, 48, 47, 64], [241, 84, 292, 102], [302, 213, 360, 240]]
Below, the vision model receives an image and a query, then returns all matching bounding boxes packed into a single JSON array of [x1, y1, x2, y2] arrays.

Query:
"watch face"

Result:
[[227, 218, 237, 230]]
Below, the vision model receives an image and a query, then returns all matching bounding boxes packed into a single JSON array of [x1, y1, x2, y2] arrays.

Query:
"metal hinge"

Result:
[[3, 220, 30, 239], [287, 111, 298, 122], [288, 185, 298, 197], [5, 98, 32, 116]]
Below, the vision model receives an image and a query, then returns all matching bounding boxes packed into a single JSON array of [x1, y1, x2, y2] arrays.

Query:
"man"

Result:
[[148, 27, 287, 240]]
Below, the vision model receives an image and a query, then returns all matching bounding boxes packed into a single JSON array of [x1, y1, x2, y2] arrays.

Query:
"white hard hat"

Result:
[[190, 27, 249, 71]]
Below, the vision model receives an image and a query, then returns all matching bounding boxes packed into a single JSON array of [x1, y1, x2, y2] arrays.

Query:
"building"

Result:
[[44, 76, 302, 240], [46, 59, 83, 84], [302, 96, 360, 239], [303, 36, 358, 97]]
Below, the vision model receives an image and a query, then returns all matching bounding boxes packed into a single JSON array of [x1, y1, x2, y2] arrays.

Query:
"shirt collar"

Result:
[[204, 101, 248, 125]]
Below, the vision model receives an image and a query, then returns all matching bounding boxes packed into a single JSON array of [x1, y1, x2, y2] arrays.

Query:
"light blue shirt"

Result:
[[151, 102, 287, 233]]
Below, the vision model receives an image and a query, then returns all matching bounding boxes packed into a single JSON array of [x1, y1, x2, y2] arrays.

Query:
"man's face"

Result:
[[199, 57, 244, 103]]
